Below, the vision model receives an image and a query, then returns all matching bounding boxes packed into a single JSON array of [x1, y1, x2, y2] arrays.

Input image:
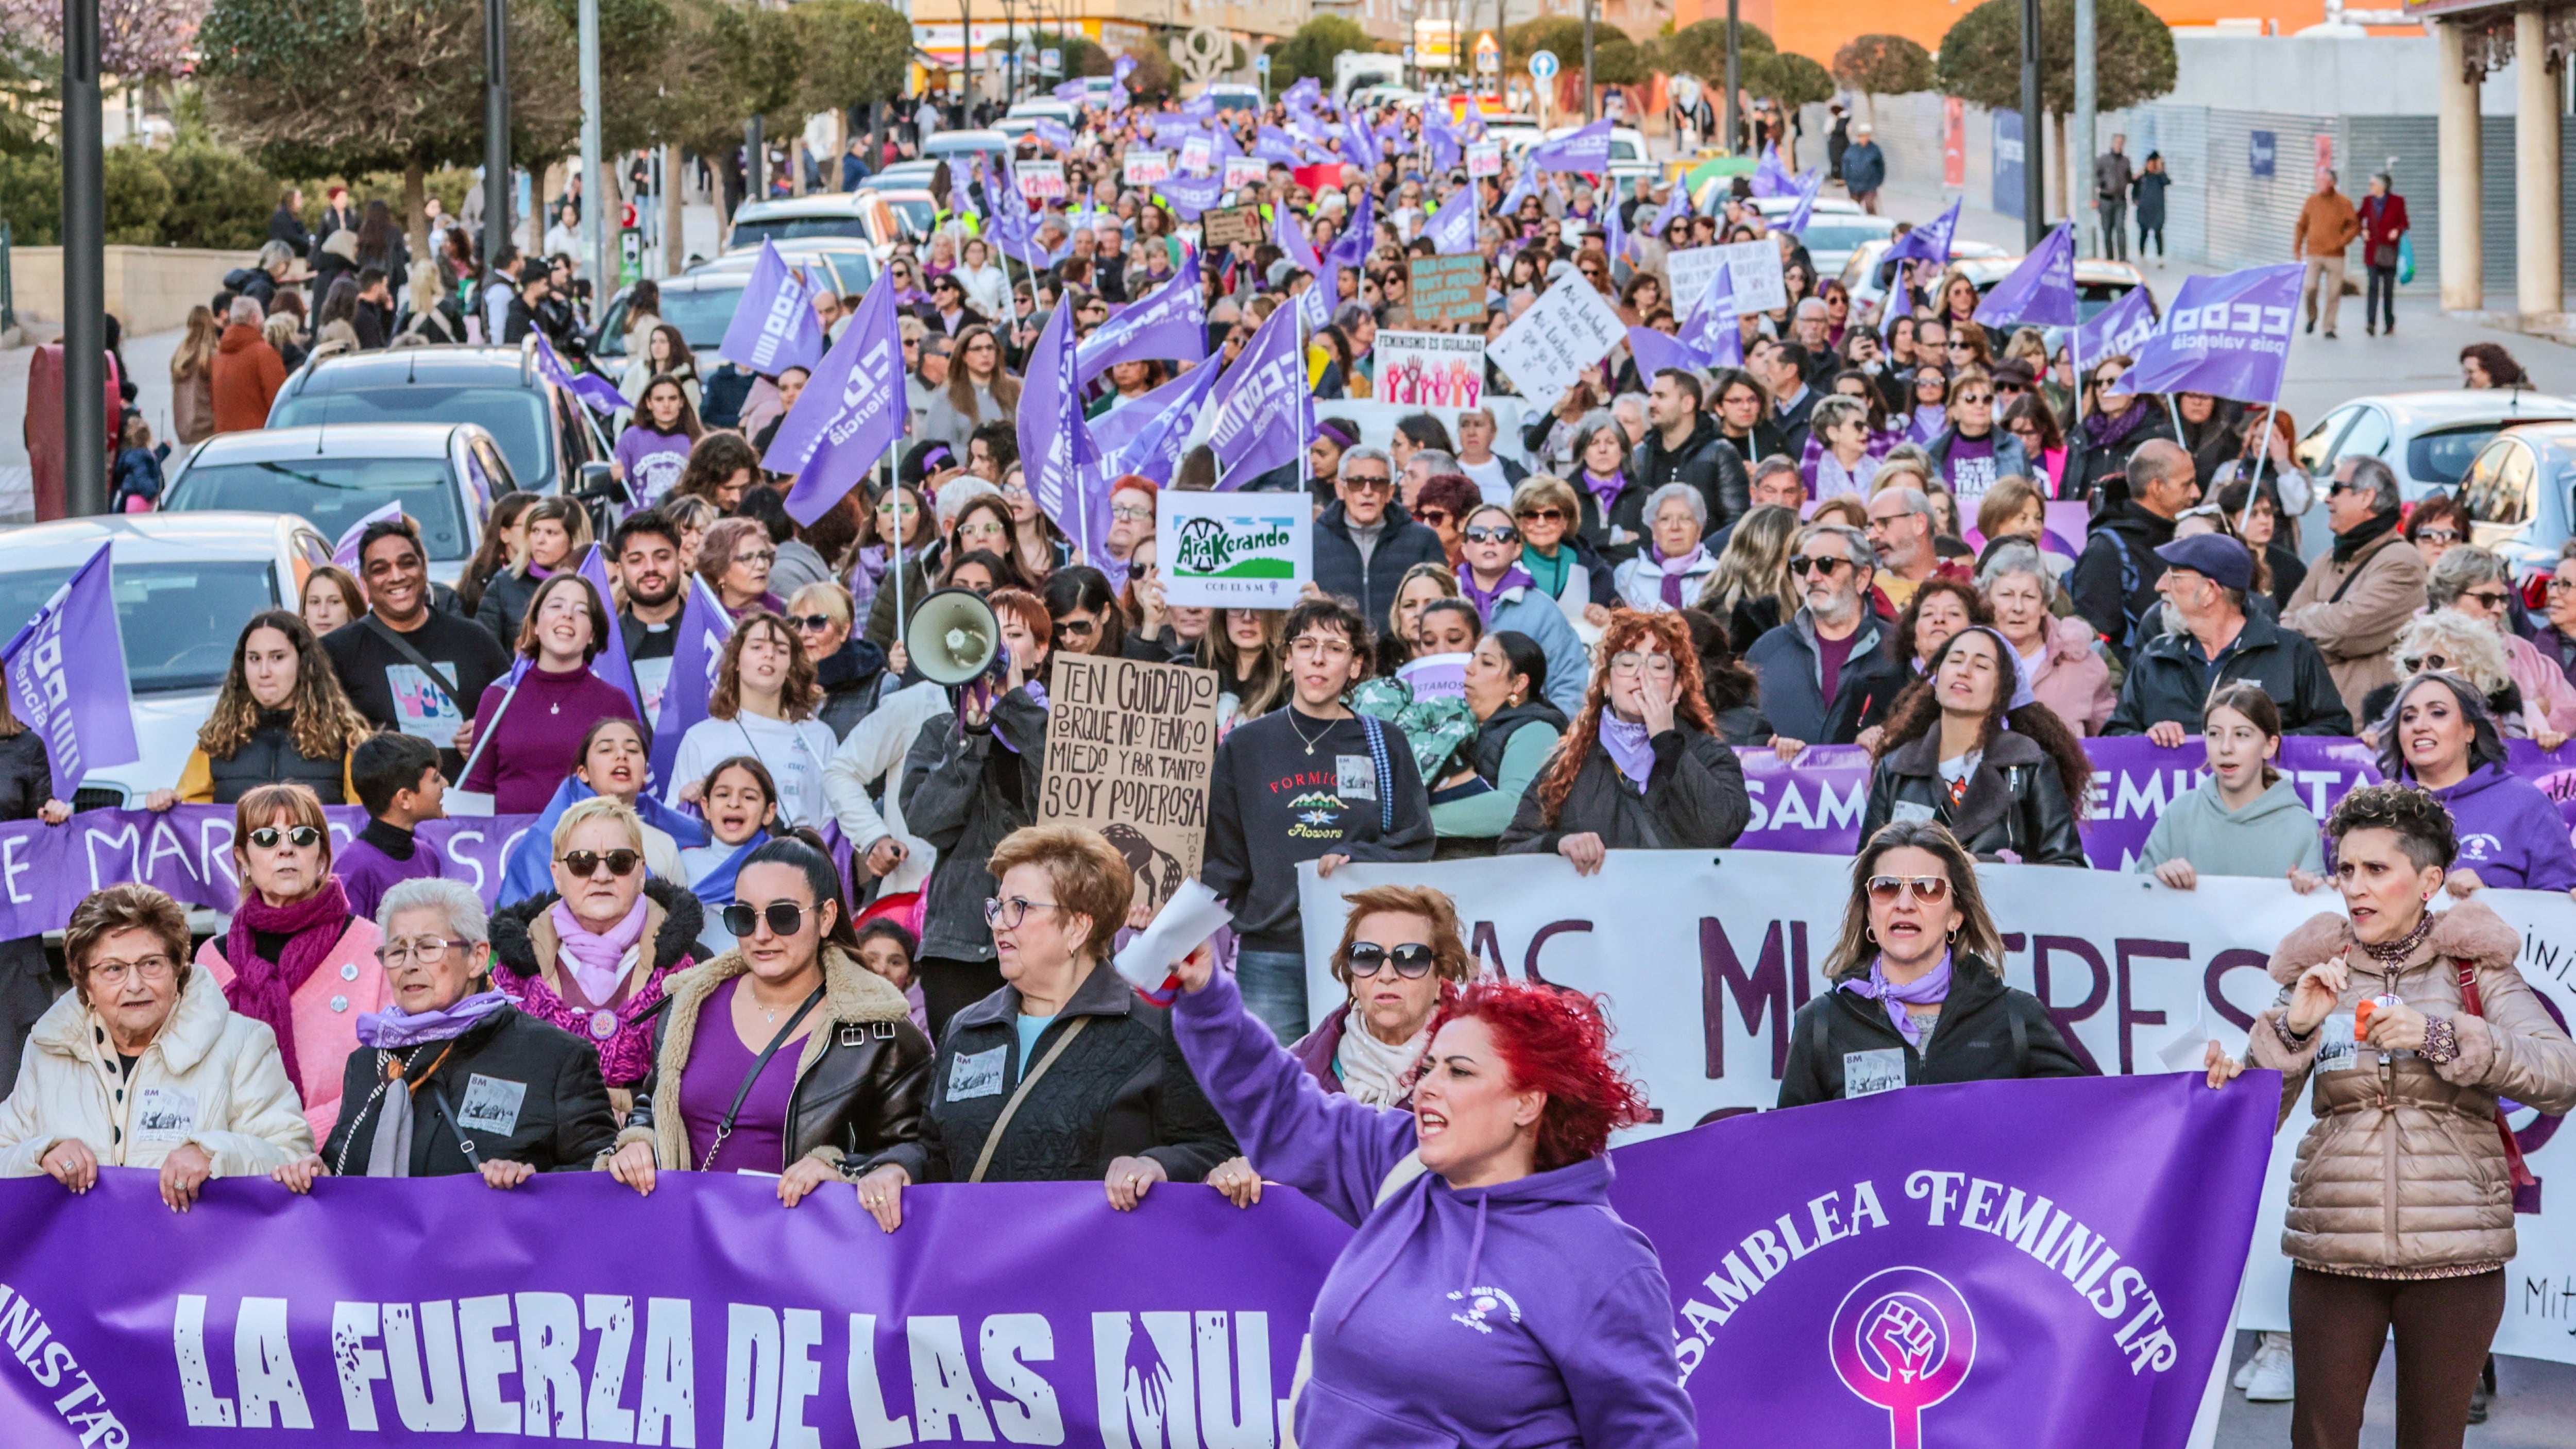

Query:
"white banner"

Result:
[[1371, 329, 1488, 410], [1179, 133, 1216, 176], [1487, 272, 1625, 410], [1223, 155, 1268, 189], [1467, 140, 1501, 177], [1123, 150, 1172, 186], [1016, 159, 1065, 202], [1297, 849, 2576, 1365], [1157, 490, 1311, 608]]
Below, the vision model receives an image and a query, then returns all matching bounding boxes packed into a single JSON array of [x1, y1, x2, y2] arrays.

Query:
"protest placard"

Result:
[[1015, 159, 1065, 202], [1222, 154, 1268, 189], [1408, 252, 1487, 325], [1122, 149, 1172, 185], [1201, 203, 1265, 248], [1719, 238, 1789, 313], [1178, 132, 1216, 175], [1487, 271, 1626, 406], [1372, 329, 1487, 408], [1397, 652, 1469, 703], [1039, 654, 1220, 908], [1157, 489, 1311, 609], [1666, 244, 1726, 315], [1466, 139, 1501, 176]]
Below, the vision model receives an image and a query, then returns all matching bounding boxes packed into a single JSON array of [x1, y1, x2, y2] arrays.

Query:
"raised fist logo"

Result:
[[1828, 1268, 1978, 1449], [1864, 1299, 1939, 1382]]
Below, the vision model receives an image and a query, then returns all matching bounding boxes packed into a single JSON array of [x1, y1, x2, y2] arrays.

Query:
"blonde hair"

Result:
[[2389, 609, 2515, 705], [550, 795, 645, 857], [986, 825, 1133, 959], [787, 581, 855, 627]]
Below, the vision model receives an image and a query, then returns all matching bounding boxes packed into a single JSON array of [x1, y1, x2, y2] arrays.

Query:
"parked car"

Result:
[[162, 423, 506, 587], [1505, 125, 1657, 198], [2453, 422, 2576, 582], [860, 161, 940, 193], [265, 345, 603, 500], [693, 240, 878, 299], [0, 514, 330, 810], [1204, 83, 1264, 114], [728, 192, 911, 249], [1744, 196, 1894, 281], [1004, 98, 1077, 126], [589, 244, 869, 376], [2296, 390, 2576, 502], [922, 129, 1012, 168]]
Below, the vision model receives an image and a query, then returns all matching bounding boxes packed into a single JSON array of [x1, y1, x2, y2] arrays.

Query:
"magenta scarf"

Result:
[[223, 876, 352, 1092]]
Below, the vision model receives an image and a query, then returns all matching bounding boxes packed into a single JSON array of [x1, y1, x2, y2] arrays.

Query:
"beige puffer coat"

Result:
[[2250, 900, 2576, 1276], [0, 965, 314, 1179]]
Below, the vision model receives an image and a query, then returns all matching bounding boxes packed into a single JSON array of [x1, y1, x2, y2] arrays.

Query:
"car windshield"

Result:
[[0, 559, 277, 694], [271, 386, 552, 490], [167, 457, 468, 560], [656, 286, 745, 351], [886, 198, 933, 238], [2412, 422, 2564, 488], [730, 215, 867, 246], [1797, 223, 1888, 256]]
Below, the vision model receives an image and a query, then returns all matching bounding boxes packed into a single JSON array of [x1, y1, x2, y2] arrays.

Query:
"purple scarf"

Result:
[[357, 990, 513, 1049], [1579, 469, 1626, 514], [1837, 952, 1955, 1047], [1455, 561, 1534, 622], [1600, 714, 1656, 787], [2084, 400, 2151, 451], [1651, 544, 1710, 609], [222, 877, 352, 1093]]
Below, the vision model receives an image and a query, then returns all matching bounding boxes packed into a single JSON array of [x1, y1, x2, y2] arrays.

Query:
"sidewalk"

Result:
[[0, 325, 180, 523]]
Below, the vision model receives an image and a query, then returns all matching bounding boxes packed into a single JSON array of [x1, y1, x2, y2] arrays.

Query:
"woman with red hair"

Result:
[[1498, 609, 1749, 872], [1165, 943, 1695, 1447]]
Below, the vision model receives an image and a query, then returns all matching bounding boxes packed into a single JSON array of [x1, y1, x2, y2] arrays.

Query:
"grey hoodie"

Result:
[[2133, 774, 2326, 878]]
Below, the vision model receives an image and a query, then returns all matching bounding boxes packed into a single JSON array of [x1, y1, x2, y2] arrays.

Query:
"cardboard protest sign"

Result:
[[1158, 489, 1311, 608], [1373, 329, 1487, 408], [1398, 652, 1469, 704], [1719, 239, 1789, 313], [1040, 655, 1220, 910], [1123, 149, 1173, 185], [1178, 132, 1216, 175], [1487, 271, 1625, 406], [1015, 160, 1065, 202], [1202, 204, 1266, 248], [1408, 253, 1487, 324]]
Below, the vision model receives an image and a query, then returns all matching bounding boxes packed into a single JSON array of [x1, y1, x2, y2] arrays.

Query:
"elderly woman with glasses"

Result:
[[1779, 821, 2090, 1106], [697, 516, 784, 621], [0, 883, 310, 1205], [851, 825, 1236, 1230], [272, 878, 617, 1187], [1510, 475, 1617, 643], [2426, 545, 2576, 743], [1613, 483, 1721, 613]]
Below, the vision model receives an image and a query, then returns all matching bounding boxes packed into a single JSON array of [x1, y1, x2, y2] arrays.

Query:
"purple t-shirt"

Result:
[[463, 666, 640, 815], [1816, 628, 1860, 706], [1942, 431, 1999, 501], [679, 975, 801, 1173], [615, 424, 694, 503]]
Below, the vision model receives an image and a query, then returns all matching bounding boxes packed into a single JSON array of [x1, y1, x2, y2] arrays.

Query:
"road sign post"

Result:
[[1529, 48, 1558, 125]]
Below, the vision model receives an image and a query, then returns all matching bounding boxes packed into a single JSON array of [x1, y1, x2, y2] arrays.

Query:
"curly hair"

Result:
[[2326, 781, 2460, 874], [197, 611, 375, 764], [65, 882, 191, 1000], [707, 612, 823, 722], [1893, 577, 1990, 668], [672, 432, 760, 507], [1869, 627, 2093, 816], [1424, 979, 1649, 1171], [1531, 610, 1718, 827]]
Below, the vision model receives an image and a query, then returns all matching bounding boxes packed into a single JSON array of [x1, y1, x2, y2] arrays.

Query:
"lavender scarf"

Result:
[[1455, 561, 1535, 623], [1838, 952, 1955, 1047], [1579, 469, 1626, 514], [1650, 544, 1711, 609], [1600, 714, 1656, 788], [550, 896, 649, 1005], [356, 990, 514, 1050]]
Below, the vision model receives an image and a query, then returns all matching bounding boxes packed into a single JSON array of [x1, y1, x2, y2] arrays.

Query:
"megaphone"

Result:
[[905, 587, 1003, 686]]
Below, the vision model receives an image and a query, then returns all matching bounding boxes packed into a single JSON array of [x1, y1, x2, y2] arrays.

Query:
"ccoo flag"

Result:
[[1018, 303, 1110, 555], [1097, 359, 1225, 488], [1974, 221, 2080, 330], [2121, 263, 2304, 403], [1883, 197, 1963, 270], [1526, 118, 1614, 174], [2074, 284, 2162, 368], [647, 575, 735, 787], [1421, 183, 1479, 255], [1077, 250, 1209, 384], [765, 264, 908, 525], [330, 500, 405, 571], [2, 543, 140, 799], [1207, 301, 1311, 488], [715, 240, 824, 378]]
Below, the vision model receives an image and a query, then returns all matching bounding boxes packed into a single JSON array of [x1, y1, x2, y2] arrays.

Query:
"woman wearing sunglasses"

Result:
[[1510, 475, 1617, 645], [2066, 352, 2178, 500], [1778, 821, 2090, 1107], [611, 834, 932, 1207], [489, 797, 707, 1111], [1455, 504, 1590, 715], [194, 783, 386, 1141]]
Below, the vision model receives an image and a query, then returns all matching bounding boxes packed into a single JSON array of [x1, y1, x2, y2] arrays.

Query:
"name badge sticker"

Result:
[[1844, 1049, 1908, 1098], [949, 1046, 1007, 1101], [456, 1075, 527, 1136]]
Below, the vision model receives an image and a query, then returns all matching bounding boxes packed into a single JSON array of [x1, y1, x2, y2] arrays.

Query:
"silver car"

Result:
[[2294, 390, 2576, 502], [162, 423, 508, 588]]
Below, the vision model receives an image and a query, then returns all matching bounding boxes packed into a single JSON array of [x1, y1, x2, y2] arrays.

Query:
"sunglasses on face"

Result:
[[722, 900, 808, 939], [2399, 653, 2450, 673], [1787, 555, 1854, 577], [786, 613, 838, 631], [1956, 392, 1993, 406], [2462, 589, 2510, 609], [1463, 524, 1519, 545], [249, 825, 323, 850], [1416, 508, 1452, 527], [1346, 942, 1437, 978], [1342, 473, 1393, 491], [560, 849, 642, 878], [1866, 874, 1953, 905], [2414, 528, 2461, 545], [1518, 507, 1566, 524]]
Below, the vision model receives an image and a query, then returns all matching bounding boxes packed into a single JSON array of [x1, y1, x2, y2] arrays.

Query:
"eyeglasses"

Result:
[[1289, 635, 1355, 658], [2399, 653, 2451, 673], [2548, 577, 2576, 595], [2413, 528, 2461, 545], [2461, 588, 2511, 609], [732, 549, 777, 567], [1416, 508, 1452, 527], [1787, 555, 1854, 577], [87, 953, 176, 986], [1955, 392, 1993, 406], [1944, 340, 1975, 353], [1463, 524, 1519, 544], [1111, 504, 1155, 522], [560, 849, 642, 878], [1346, 942, 1437, 978], [249, 825, 323, 850], [981, 896, 1065, 930], [1342, 473, 1394, 492], [1866, 875, 1953, 905], [786, 613, 838, 632], [2092, 374, 2126, 388], [379, 936, 469, 966], [1056, 617, 1099, 637], [1611, 651, 1677, 676], [722, 901, 809, 939]]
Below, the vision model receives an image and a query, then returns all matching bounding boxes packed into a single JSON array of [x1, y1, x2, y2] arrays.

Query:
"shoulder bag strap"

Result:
[[967, 1017, 1090, 1184], [2453, 961, 2540, 1196], [2326, 536, 2392, 606], [364, 615, 466, 711], [426, 1080, 483, 1171], [699, 986, 827, 1171]]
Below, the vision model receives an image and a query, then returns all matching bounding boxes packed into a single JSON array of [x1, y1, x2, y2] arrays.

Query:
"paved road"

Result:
[[2215, 1329, 2575, 1447]]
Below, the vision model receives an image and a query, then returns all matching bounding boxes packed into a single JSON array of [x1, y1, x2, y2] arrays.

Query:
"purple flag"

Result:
[[1254, 126, 1304, 165], [1650, 177, 1692, 235], [1325, 189, 1375, 271], [1677, 259, 1745, 368], [1206, 301, 1309, 487], [2122, 263, 2303, 403], [1628, 325, 1711, 380], [1100, 358, 1225, 487], [1614, 1074, 2276, 1449], [1343, 113, 1382, 171], [1421, 113, 1462, 172], [2075, 284, 2161, 366], [1603, 190, 1630, 262], [1283, 74, 1319, 107], [577, 543, 642, 719], [1880, 259, 1917, 339], [1751, 144, 1795, 198], [533, 333, 633, 416], [1975, 221, 2079, 330], [715, 239, 824, 377], [1781, 167, 1826, 236], [1114, 53, 1138, 82], [1018, 303, 1110, 556], [1526, 118, 1613, 174], [1422, 183, 1479, 254], [1883, 197, 1963, 270], [1179, 93, 1216, 120], [1150, 168, 1225, 218], [1031, 117, 1073, 151], [2, 543, 139, 798], [766, 266, 908, 526], [1051, 78, 1086, 101], [330, 500, 404, 571], [1075, 249, 1207, 383], [648, 576, 734, 786]]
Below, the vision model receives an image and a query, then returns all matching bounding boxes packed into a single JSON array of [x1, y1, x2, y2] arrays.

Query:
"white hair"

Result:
[[377, 878, 490, 948], [1646, 482, 1707, 529]]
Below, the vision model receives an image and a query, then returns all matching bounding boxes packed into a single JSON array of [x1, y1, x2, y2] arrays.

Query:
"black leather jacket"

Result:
[[1627, 414, 1750, 534], [620, 947, 934, 1175], [1857, 727, 2088, 866]]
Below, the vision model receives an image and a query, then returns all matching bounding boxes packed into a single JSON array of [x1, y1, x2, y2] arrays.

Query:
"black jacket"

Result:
[[1777, 958, 2094, 1107], [1627, 414, 1750, 536], [1310, 500, 1447, 624], [2064, 408, 2179, 501], [1744, 608, 1907, 745], [268, 205, 313, 259], [901, 686, 1046, 962], [815, 637, 890, 740], [621, 947, 934, 1174], [1573, 470, 1653, 567], [862, 957, 1236, 1186], [2067, 500, 2178, 662], [1499, 725, 1750, 855], [204, 710, 349, 804], [322, 1004, 617, 1177], [1857, 728, 2089, 866], [2105, 609, 2354, 737], [474, 567, 544, 651]]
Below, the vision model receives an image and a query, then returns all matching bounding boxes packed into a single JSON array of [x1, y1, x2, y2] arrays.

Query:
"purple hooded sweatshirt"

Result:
[[2426, 761, 2576, 891], [1174, 971, 1695, 1449]]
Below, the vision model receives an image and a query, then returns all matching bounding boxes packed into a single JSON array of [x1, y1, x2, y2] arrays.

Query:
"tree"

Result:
[[1118, 42, 1173, 103], [713, 0, 803, 135], [1271, 16, 1371, 92], [792, 0, 908, 120], [1750, 51, 1832, 109], [0, 0, 206, 83], [1936, 0, 2176, 117], [1833, 33, 1935, 124], [1653, 17, 1771, 83]]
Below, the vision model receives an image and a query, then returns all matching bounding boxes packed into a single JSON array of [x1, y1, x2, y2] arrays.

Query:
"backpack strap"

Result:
[[2008, 999, 2030, 1077]]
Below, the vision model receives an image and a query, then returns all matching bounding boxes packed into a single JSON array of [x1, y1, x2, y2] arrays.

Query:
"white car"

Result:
[[1505, 125, 1657, 198], [162, 423, 507, 589], [1743, 195, 1893, 280], [0, 514, 330, 810], [2296, 390, 2576, 502], [727, 192, 912, 250], [1837, 235, 2013, 314], [1004, 98, 1075, 126]]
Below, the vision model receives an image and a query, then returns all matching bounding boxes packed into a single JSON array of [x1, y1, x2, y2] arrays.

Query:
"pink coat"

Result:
[[2502, 632, 2576, 738], [197, 917, 389, 1143], [2024, 615, 2115, 736]]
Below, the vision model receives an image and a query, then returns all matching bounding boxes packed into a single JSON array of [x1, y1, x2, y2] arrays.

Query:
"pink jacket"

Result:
[[2502, 632, 2576, 738], [2023, 616, 2115, 736], [197, 916, 389, 1143]]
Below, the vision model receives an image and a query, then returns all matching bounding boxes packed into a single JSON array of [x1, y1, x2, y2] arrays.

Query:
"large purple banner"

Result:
[[0, 1173, 1349, 1447], [1612, 1073, 2278, 1449]]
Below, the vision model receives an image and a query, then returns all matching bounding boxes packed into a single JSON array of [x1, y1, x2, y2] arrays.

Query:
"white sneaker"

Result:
[[2242, 1335, 2294, 1402]]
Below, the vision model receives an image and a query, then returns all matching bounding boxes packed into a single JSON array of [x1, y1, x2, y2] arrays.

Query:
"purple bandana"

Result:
[[1455, 561, 1534, 622], [1580, 469, 1626, 513], [355, 990, 513, 1049], [1600, 713, 1655, 787], [1838, 951, 1955, 1047]]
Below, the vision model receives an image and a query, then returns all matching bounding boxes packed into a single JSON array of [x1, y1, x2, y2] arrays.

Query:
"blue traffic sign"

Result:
[[1529, 49, 1559, 80]]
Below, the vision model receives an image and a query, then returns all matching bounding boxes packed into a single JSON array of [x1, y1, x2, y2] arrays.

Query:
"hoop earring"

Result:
[[1864, 927, 1878, 944]]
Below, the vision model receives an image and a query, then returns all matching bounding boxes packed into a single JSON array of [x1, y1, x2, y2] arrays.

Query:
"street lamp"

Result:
[[484, 0, 512, 268], [61, 0, 105, 516]]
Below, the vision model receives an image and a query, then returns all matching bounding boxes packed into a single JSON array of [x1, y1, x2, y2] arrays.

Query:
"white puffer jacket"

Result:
[[0, 965, 314, 1179]]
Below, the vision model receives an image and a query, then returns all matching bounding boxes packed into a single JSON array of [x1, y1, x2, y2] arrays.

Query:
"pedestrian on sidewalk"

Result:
[[2092, 134, 2134, 262], [2134, 152, 2171, 263], [2359, 172, 2410, 337], [2295, 170, 2361, 339], [1842, 123, 1886, 216]]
